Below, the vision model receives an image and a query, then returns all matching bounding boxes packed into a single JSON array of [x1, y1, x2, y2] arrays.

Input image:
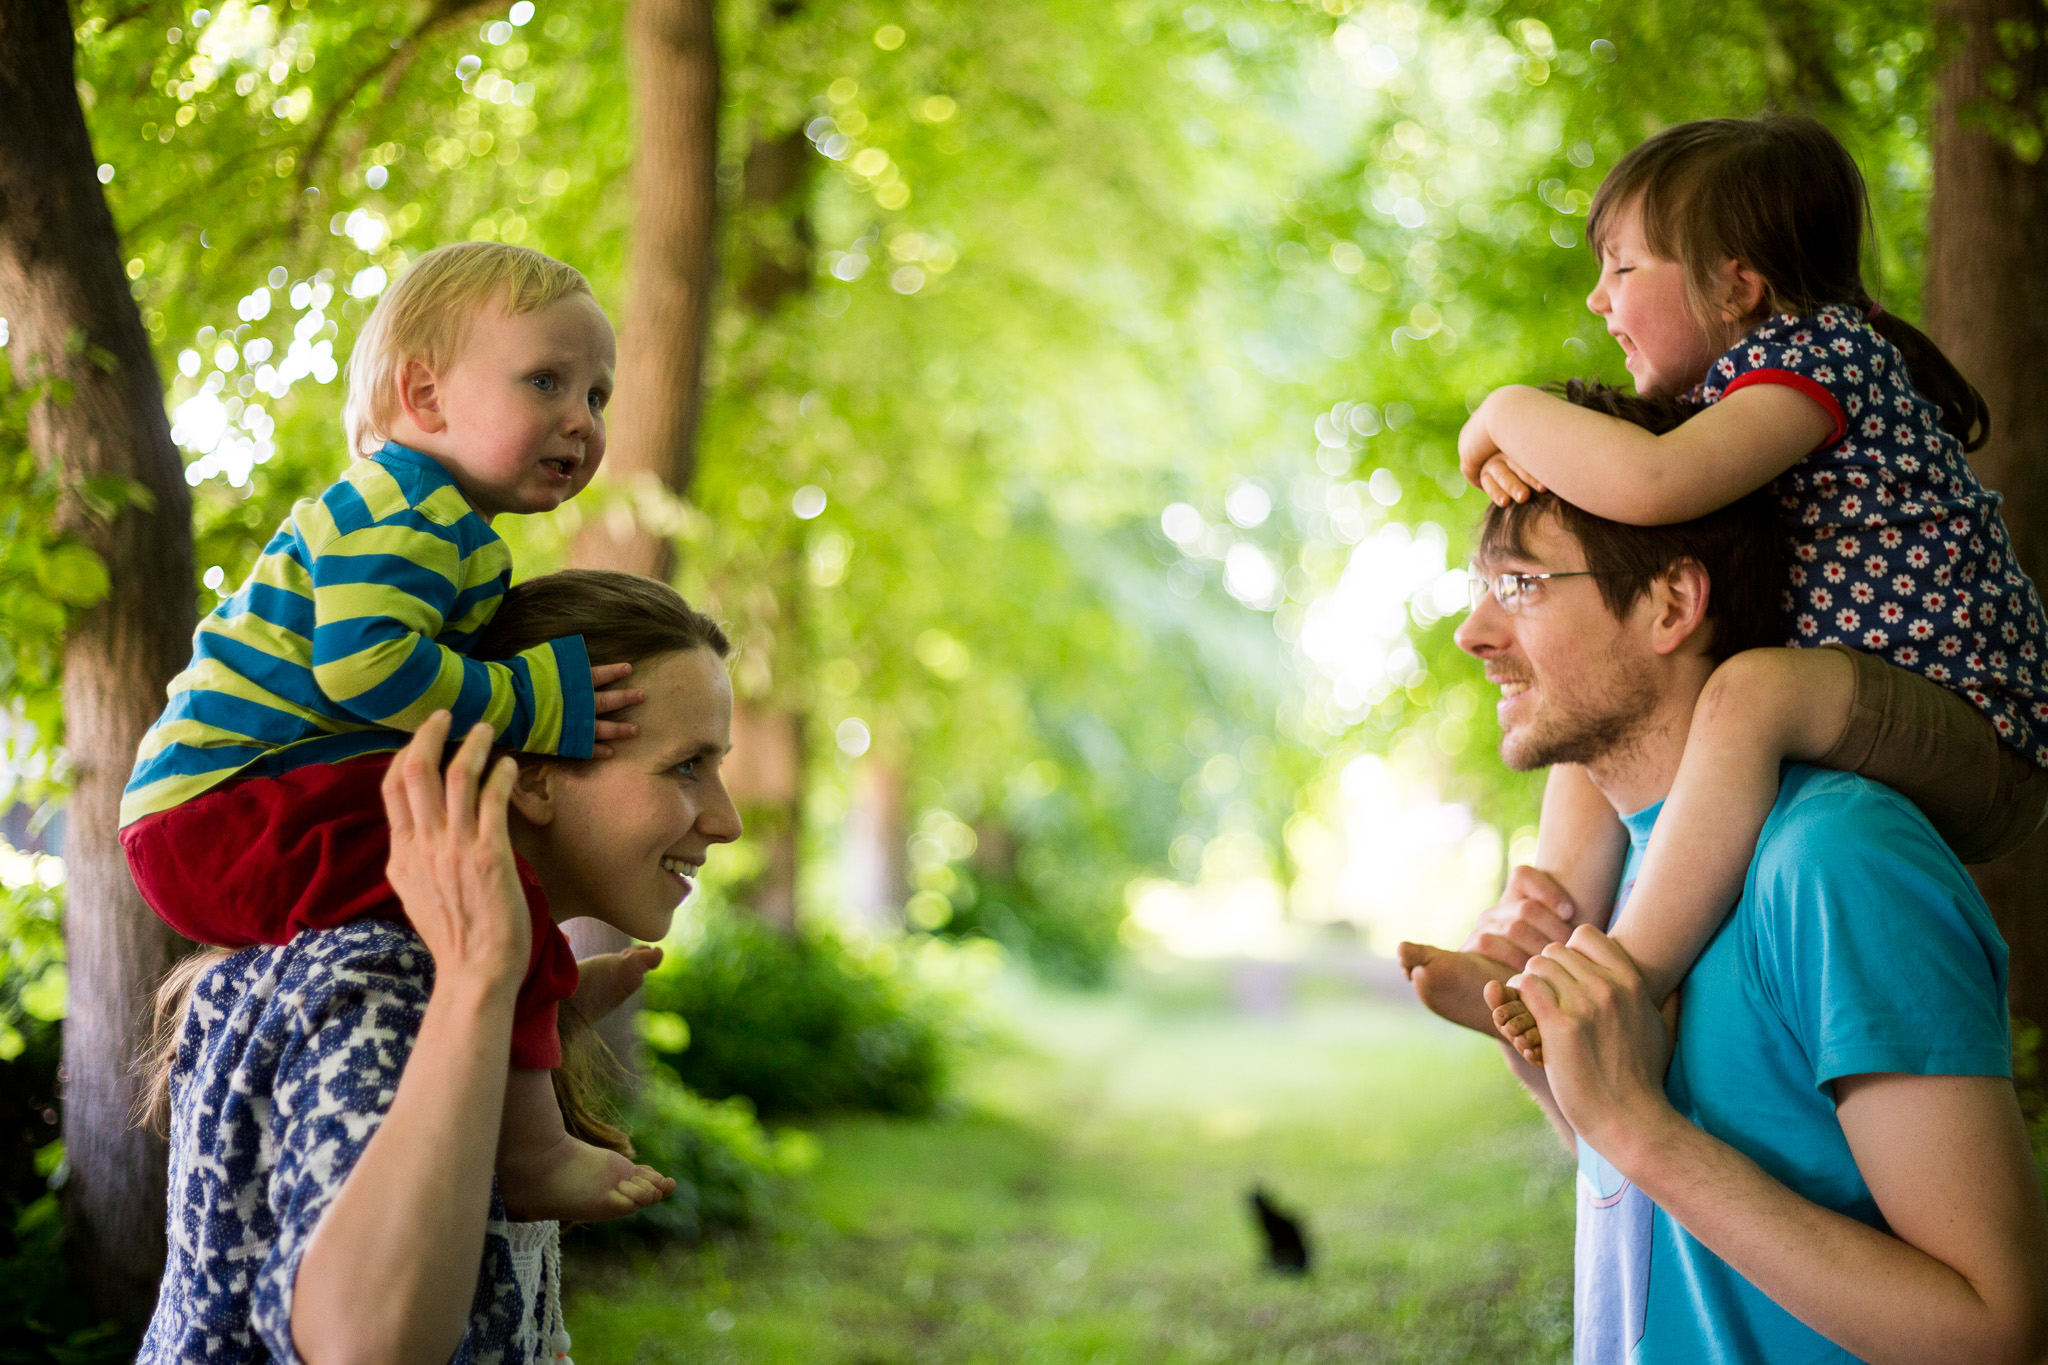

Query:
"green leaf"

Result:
[[33, 542, 110, 606]]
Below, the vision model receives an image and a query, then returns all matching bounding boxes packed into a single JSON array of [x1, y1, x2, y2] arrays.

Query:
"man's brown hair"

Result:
[[1478, 380, 1785, 662]]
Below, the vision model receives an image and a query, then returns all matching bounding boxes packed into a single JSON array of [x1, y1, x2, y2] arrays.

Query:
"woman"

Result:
[[139, 571, 743, 1363]]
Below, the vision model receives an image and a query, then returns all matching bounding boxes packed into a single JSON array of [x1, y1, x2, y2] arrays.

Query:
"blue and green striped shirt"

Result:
[[122, 443, 593, 827]]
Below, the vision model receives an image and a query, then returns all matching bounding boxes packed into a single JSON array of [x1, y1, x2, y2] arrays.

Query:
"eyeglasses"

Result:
[[1467, 569, 1620, 615]]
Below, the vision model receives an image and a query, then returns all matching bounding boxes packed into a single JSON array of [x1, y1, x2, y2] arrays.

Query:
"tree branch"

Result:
[[288, 0, 506, 225]]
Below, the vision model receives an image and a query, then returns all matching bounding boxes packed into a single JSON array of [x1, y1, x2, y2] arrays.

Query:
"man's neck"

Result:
[[1581, 665, 1714, 816]]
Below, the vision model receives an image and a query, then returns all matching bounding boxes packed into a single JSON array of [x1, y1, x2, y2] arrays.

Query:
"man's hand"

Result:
[[1509, 925, 1678, 1159], [1463, 864, 1579, 972], [591, 661, 645, 758]]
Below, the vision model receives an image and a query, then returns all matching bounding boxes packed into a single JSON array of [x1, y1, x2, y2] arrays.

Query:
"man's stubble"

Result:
[[1498, 633, 1663, 774]]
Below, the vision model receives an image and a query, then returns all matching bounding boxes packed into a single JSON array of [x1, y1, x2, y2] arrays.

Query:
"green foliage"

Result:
[[2014, 1022, 2048, 1193], [0, 865, 67, 1068], [0, 357, 124, 798], [641, 912, 953, 1119], [0, 1194, 135, 1365], [937, 866, 1121, 987], [68, 0, 1963, 955], [590, 1075, 818, 1245]]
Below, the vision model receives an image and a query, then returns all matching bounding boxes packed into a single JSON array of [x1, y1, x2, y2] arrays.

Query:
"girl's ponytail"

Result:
[[1866, 307, 1992, 452], [1593, 116, 1993, 452]]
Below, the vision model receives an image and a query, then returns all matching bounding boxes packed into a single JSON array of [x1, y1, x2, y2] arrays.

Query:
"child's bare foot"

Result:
[[1398, 940, 1521, 1036], [570, 944, 662, 1021], [1485, 978, 1543, 1066], [499, 1132, 676, 1223]]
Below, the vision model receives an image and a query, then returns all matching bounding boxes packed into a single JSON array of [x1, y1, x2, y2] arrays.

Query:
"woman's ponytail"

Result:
[[1867, 307, 1992, 452]]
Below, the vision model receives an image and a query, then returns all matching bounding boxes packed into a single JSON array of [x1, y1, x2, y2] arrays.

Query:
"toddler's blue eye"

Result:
[[673, 759, 700, 780], [531, 373, 557, 391]]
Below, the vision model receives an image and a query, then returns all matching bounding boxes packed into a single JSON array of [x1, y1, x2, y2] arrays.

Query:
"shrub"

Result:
[[938, 866, 1120, 988], [639, 912, 951, 1119], [586, 1076, 817, 1245], [0, 861, 133, 1363]]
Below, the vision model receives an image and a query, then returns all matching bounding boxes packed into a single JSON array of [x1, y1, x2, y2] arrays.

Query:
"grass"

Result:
[[565, 965, 1576, 1364]]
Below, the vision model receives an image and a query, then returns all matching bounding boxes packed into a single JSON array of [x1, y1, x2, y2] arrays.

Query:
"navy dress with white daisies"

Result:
[[139, 921, 561, 1365], [1694, 304, 2048, 767]]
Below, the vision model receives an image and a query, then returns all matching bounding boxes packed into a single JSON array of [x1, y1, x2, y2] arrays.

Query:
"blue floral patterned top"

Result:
[[138, 921, 563, 1364], [1695, 305, 2048, 766]]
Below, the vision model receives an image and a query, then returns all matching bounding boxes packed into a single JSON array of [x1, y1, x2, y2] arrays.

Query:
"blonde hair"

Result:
[[342, 242, 593, 458]]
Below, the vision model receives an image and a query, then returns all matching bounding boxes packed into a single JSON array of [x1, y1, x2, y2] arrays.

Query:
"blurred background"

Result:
[[0, 0, 2005, 1359]]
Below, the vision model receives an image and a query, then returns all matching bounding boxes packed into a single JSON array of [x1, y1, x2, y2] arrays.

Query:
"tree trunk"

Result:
[[843, 757, 910, 930], [724, 703, 804, 928], [0, 0, 198, 1327], [571, 0, 720, 578], [1924, 0, 2048, 1047]]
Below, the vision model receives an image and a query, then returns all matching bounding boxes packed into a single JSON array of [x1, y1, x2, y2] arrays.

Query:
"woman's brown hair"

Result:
[[1587, 115, 1990, 451], [143, 569, 732, 1158]]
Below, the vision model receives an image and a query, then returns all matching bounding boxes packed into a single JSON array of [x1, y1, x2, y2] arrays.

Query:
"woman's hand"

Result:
[[382, 712, 531, 999]]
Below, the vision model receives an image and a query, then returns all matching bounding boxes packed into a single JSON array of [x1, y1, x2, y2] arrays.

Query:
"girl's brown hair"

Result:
[[1587, 115, 1990, 451], [144, 570, 732, 1158]]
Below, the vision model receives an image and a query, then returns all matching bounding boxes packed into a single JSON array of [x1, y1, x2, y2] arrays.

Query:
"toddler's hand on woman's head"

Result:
[[381, 712, 532, 995], [591, 661, 645, 758]]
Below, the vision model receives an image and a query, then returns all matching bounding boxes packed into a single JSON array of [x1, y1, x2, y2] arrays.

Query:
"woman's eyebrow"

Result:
[[665, 740, 730, 764]]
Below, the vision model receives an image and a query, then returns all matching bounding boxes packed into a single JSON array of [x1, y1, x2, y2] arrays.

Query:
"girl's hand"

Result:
[[1458, 387, 1551, 503], [382, 712, 532, 998], [1458, 395, 1506, 485], [1479, 455, 1545, 506], [592, 661, 645, 758]]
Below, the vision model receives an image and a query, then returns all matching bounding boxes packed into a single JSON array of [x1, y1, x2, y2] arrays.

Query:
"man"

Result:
[[1441, 474, 2048, 1362]]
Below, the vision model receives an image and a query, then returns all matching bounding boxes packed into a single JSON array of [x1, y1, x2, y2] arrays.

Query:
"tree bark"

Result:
[[0, 0, 198, 1327], [571, 0, 720, 578], [1924, 0, 2048, 1046], [724, 703, 804, 928]]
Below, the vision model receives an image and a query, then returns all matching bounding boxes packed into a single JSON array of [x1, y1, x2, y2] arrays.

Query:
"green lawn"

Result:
[[566, 969, 1575, 1364]]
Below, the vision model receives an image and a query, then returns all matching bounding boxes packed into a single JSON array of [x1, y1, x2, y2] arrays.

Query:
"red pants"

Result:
[[121, 754, 577, 1069]]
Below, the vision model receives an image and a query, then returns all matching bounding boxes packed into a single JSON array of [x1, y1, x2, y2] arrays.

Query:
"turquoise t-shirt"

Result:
[[1574, 765, 2012, 1365]]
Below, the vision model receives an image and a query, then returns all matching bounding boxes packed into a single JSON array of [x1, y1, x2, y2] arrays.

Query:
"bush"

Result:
[[587, 1076, 817, 1245], [938, 867, 1120, 988], [639, 912, 951, 1119], [0, 859, 133, 1363]]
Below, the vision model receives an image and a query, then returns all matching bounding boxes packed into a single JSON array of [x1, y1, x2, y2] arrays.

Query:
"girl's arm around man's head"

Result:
[[1461, 383, 1832, 526]]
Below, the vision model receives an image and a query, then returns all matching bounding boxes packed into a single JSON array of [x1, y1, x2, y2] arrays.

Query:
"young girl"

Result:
[[121, 242, 663, 1219], [1403, 115, 2048, 1061]]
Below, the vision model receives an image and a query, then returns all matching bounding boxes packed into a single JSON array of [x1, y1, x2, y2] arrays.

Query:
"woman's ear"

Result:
[[395, 356, 448, 435], [506, 760, 559, 826]]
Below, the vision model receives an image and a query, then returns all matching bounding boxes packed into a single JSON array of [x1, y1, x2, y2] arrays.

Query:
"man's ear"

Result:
[[395, 356, 448, 435], [507, 759, 558, 826], [1648, 558, 1714, 657]]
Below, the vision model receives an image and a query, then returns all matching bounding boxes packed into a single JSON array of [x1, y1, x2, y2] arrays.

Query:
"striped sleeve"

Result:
[[299, 484, 595, 758]]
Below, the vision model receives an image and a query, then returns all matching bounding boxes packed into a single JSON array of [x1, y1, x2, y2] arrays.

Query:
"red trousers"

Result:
[[121, 754, 577, 1069]]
